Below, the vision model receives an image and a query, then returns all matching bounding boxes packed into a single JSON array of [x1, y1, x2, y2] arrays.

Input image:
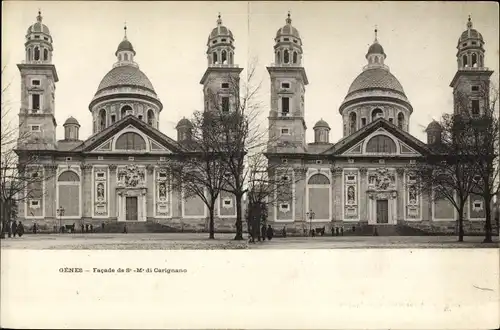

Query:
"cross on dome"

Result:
[[37, 9, 42, 22], [374, 25, 378, 42], [286, 11, 292, 25], [467, 15, 473, 29], [124, 22, 127, 39], [217, 13, 222, 25]]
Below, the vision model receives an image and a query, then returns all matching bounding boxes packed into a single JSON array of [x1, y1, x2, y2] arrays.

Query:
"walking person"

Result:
[[90, 224, 94, 233], [85, 224, 89, 233], [101, 222, 105, 233], [282, 225, 287, 238], [261, 224, 266, 241], [123, 223, 128, 234], [17, 221, 25, 237], [266, 224, 274, 241], [33, 222, 38, 234], [81, 223, 85, 233], [12, 221, 18, 238]]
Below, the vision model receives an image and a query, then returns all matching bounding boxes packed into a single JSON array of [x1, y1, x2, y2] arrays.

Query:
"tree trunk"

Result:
[[483, 196, 493, 243], [234, 194, 243, 240], [458, 206, 464, 242], [208, 206, 215, 239]]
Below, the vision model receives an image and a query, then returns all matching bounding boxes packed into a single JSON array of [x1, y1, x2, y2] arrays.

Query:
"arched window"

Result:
[[147, 109, 155, 126], [371, 108, 383, 121], [308, 174, 330, 185], [397, 112, 405, 129], [349, 112, 357, 134], [366, 135, 397, 153], [229, 52, 233, 64], [115, 132, 147, 150], [479, 54, 483, 67], [221, 50, 227, 64], [462, 55, 468, 67], [121, 105, 132, 118], [471, 53, 477, 67], [213, 52, 218, 64], [124, 53, 129, 61], [34, 47, 40, 60], [58, 171, 80, 182], [119, 54, 122, 61], [99, 109, 106, 131], [375, 57, 379, 64], [293, 52, 298, 64], [276, 51, 280, 64], [27, 48, 32, 61], [43, 49, 48, 61], [284, 50, 289, 64]]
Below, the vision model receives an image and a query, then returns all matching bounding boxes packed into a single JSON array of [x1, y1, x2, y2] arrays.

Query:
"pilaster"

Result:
[[43, 164, 58, 219], [359, 167, 368, 221], [80, 164, 93, 219], [330, 166, 343, 221], [294, 167, 307, 221], [146, 164, 155, 220], [109, 164, 117, 219], [396, 167, 405, 221]]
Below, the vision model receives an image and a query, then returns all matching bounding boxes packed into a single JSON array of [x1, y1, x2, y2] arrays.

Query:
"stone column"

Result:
[[43, 164, 58, 220], [146, 164, 155, 220], [330, 166, 343, 222], [359, 167, 368, 222], [396, 168, 405, 223], [294, 167, 308, 222], [109, 165, 117, 220], [80, 164, 93, 220]]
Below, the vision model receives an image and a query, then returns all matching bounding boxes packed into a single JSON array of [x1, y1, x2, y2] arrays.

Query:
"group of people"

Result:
[[4, 220, 25, 238]]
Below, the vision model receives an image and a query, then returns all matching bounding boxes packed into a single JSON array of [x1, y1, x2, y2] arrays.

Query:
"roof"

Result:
[[64, 116, 80, 126], [347, 67, 406, 96], [96, 65, 156, 94], [276, 24, 300, 39], [367, 42, 385, 56], [209, 25, 233, 40], [116, 39, 136, 56], [459, 29, 483, 42], [426, 120, 442, 131], [27, 22, 50, 35], [313, 119, 330, 129], [176, 117, 193, 129]]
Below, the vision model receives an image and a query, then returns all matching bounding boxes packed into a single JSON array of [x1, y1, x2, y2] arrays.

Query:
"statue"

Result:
[[347, 186, 355, 204], [97, 183, 105, 200]]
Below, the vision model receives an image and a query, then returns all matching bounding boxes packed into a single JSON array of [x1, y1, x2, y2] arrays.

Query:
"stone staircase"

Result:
[[96, 222, 183, 233], [343, 224, 429, 236]]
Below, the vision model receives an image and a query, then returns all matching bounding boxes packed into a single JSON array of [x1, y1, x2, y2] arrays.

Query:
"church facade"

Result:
[[15, 12, 493, 234], [16, 12, 241, 232], [265, 15, 492, 234]]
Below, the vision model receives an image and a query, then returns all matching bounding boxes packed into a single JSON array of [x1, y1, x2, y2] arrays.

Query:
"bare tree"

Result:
[[408, 113, 478, 242], [160, 111, 227, 239]]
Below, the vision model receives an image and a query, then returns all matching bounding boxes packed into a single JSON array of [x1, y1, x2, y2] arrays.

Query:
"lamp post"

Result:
[[306, 210, 315, 236], [57, 206, 65, 233]]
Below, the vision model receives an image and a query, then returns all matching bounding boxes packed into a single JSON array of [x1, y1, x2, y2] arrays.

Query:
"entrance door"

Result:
[[376, 199, 389, 224], [126, 197, 138, 221]]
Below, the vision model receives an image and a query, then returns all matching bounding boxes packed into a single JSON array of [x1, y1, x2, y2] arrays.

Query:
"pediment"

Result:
[[79, 116, 182, 154], [326, 119, 430, 157]]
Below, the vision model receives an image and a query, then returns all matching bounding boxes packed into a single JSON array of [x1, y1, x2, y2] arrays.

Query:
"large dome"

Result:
[[347, 67, 406, 96], [96, 65, 156, 94]]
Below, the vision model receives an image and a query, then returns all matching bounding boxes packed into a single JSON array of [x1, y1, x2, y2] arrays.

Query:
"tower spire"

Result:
[[286, 11, 292, 25], [217, 13, 222, 25], [467, 15, 473, 29], [37, 9, 42, 22], [124, 22, 127, 39], [374, 25, 378, 42]]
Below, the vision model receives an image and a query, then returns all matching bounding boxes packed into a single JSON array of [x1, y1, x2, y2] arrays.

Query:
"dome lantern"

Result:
[[114, 23, 138, 68], [25, 10, 54, 64], [456, 15, 485, 70], [365, 27, 387, 70], [206, 13, 236, 66], [274, 12, 303, 67]]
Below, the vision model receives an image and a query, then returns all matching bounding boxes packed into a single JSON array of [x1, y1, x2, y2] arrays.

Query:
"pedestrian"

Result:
[[72, 222, 76, 233], [335, 227, 339, 236], [282, 225, 287, 238], [261, 224, 266, 241], [81, 223, 85, 233], [12, 221, 18, 238], [101, 222, 105, 232], [266, 224, 274, 241], [7, 221, 12, 238], [331, 226, 335, 236], [85, 224, 89, 233], [341, 227, 344, 236], [123, 224, 128, 234], [17, 221, 25, 237], [373, 227, 379, 236], [90, 224, 94, 233], [33, 222, 38, 234]]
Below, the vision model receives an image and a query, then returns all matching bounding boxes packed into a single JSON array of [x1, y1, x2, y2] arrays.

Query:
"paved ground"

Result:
[[1, 233, 498, 249]]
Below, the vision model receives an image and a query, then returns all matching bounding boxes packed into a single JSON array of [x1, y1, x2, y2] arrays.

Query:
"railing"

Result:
[[208, 63, 239, 68], [459, 66, 490, 71]]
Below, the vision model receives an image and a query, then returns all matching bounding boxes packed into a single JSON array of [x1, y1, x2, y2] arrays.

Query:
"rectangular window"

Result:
[[471, 85, 479, 92], [221, 96, 230, 112], [30, 200, 40, 207], [221, 83, 229, 89], [66, 157, 72, 161], [30, 125, 41, 131], [34, 35, 40, 39], [159, 172, 167, 178], [138, 115, 143, 121], [111, 115, 116, 124], [32, 94, 40, 110], [97, 173, 105, 178], [281, 82, 290, 89], [32, 79, 41, 86], [280, 203, 289, 211], [361, 118, 367, 126], [281, 128, 290, 135], [283, 38, 289, 41], [471, 99, 480, 115], [389, 118, 393, 123], [281, 97, 290, 115], [221, 39, 227, 42]]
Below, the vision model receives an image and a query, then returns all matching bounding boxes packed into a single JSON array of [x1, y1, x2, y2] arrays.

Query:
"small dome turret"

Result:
[[365, 28, 387, 67], [426, 120, 442, 145], [63, 116, 80, 141], [313, 118, 330, 144], [176, 117, 193, 142]]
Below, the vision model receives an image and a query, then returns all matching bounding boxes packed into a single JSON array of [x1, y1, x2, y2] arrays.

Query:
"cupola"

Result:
[[274, 12, 303, 66], [206, 14, 235, 66], [456, 16, 485, 69], [63, 116, 80, 140], [25, 10, 53, 64], [313, 119, 330, 143]]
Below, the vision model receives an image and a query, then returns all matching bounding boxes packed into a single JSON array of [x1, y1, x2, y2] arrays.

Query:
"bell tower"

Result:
[[17, 10, 58, 149], [200, 14, 243, 114], [450, 16, 493, 117], [267, 13, 308, 153]]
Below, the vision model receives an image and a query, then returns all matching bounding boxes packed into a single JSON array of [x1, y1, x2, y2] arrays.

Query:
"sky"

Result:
[[2, 1, 499, 144]]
